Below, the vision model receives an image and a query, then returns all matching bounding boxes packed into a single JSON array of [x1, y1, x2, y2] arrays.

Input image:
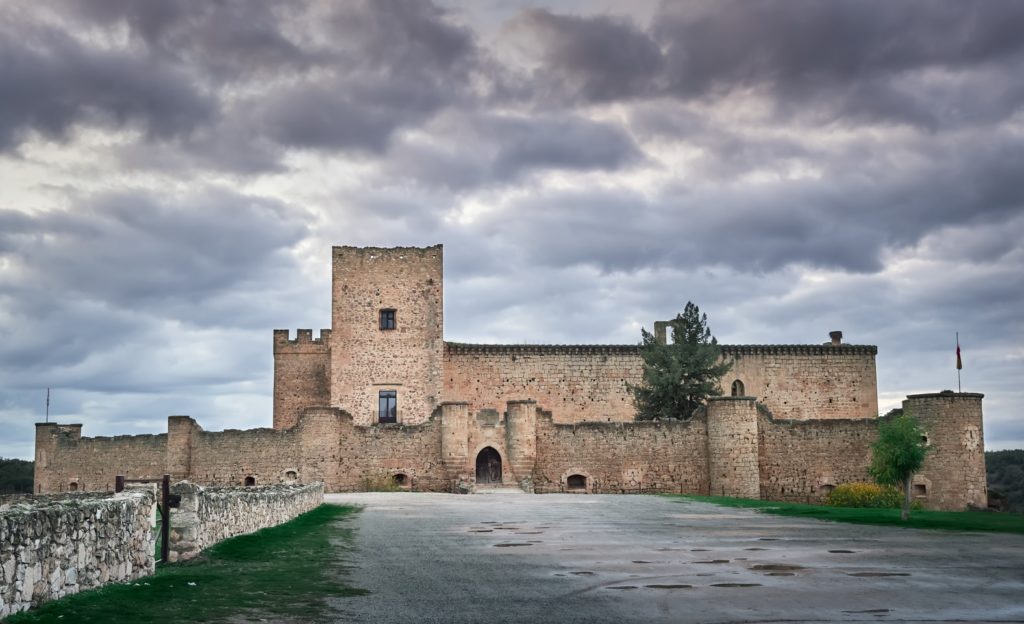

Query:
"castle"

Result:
[[35, 245, 988, 510]]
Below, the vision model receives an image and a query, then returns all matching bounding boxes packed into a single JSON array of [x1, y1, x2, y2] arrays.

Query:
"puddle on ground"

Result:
[[493, 542, 532, 548], [843, 609, 890, 614], [829, 550, 856, 553], [469, 529, 493, 533], [765, 572, 794, 576], [480, 521, 499, 524], [495, 527, 520, 531], [645, 584, 692, 589], [632, 560, 653, 564], [515, 531, 543, 534], [750, 564, 805, 572], [570, 571, 595, 576], [693, 560, 730, 564], [690, 548, 710, 552], [758, 538, 779, 541], [711, 583, 762, 588], [847, 572, 910, 577], [606, 586, 637, 590], [657, 548, 684, 551], [743, 547, 768, 551]]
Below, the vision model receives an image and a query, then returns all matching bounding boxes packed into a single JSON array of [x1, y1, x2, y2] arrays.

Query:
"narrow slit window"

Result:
[[379, 390, 397, 423], [380, 309, 396, 330]]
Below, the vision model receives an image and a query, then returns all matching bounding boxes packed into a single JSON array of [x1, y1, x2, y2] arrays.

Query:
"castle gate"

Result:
[[475, 447, 502, 484]]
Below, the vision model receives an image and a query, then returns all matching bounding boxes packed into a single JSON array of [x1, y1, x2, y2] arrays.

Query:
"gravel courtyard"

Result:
[[325, 491, 1024, 624]]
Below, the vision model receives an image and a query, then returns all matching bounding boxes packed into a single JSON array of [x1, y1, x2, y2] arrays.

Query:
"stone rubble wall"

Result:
[[0, 489, 156, 619], [167, 482, 323, 563]]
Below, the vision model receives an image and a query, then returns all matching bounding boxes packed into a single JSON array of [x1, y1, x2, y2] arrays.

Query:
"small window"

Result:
[[393, 473, 408, 487], [913, 483, 927, 496], [68, 481, 79, 492], [244, 476, 256, 487], [379, 390, 397, 423], [285, 470, 297, 481], [819, 484, 835, 495], [567, 474, 587, 491], [731, 379, 745, 396], [380, 309, 396, 330]]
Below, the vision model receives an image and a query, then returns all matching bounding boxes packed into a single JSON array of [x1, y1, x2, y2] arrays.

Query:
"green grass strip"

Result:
[[668, 494, 1024, 534], [8, 504, 366, 624]]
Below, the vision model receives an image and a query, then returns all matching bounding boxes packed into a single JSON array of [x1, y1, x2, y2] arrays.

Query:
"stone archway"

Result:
[[475, 447, 502, 484]]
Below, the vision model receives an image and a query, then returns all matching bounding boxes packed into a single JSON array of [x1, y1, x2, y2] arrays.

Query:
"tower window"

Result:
[[379, 390, 397, 423], [731, 379, 745, 396], [380, 309, 396, 330]]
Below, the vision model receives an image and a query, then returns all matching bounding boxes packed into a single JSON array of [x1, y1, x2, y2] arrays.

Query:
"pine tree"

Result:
[[630, 302, 732, 420]]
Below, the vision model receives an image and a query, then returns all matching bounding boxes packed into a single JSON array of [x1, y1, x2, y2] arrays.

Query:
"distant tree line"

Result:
[[987, 450, 1024, 512], [0, 458, 34, 494]]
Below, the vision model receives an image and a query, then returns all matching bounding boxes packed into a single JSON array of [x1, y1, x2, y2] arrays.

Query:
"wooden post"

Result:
[[161, 474, 170, 563]]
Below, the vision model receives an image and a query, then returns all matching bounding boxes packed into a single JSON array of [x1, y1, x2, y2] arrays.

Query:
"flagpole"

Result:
[[46, 388, 50, 423], [956, 332, 961, 393]]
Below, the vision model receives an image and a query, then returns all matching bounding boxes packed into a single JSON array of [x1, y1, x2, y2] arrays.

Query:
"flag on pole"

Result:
[[956, 337, 963, 370]]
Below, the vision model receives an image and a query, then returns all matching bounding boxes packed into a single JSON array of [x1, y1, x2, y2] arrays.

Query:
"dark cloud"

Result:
[[506, 9, 663, 102], [505, 0, 1024, 128], [0, 12, 216, 150], [384, 113, 642, 189]]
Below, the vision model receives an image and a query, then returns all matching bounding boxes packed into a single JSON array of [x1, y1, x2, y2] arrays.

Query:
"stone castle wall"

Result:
[[167, 482, 323, 562], [533, 409, 710, 494], [757, 409, 878, 503], [0, 489, 156, 618], [34, 423, 167, 494], [725, 346, 878, 420], [441, 344, 878, 425], [33, 393, 985, 510], [444, 344, 641, 423]]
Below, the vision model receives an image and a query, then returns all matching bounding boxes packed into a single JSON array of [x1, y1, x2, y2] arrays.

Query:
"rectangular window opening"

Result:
[[378, 390, 397, 423], [380, 309, 396, 330]]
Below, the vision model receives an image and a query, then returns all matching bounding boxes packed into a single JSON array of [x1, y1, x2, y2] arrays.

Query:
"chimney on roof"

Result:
[[829, 330, 843, 346]]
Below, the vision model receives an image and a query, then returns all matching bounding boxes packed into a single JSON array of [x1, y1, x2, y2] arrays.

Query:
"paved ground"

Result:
[[324, 491, 1024, 624]]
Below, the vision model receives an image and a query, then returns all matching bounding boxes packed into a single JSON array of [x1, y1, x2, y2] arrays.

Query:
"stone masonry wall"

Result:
[[0, 489, 156, 619], [757, 408, 877, 503], [34, 423, 167, 495], [330, 246, 444, 426], [167, 482, 323, 562], [444, 345, 641, 424], [443, 343, 877, 424], [533, 410, 709, 494], [726, 346, 878, 421], [273, 329, 331, 430]]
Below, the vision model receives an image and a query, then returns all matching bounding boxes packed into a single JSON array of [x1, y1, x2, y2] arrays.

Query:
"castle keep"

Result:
[[35, 245, 988, 510]]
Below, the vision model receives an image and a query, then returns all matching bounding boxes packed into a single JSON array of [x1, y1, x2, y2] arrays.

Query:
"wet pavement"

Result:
[[324, 491, 1024, 623]]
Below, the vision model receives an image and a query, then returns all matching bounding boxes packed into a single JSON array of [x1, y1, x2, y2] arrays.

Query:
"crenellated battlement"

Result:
[[273, 329, 332, 353]]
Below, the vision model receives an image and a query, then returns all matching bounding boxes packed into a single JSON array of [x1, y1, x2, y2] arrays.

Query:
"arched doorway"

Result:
[[475, 447, 502, 484]]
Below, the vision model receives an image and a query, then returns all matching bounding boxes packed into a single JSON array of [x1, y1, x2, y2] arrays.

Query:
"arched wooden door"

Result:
[[475, 447, 502, 484]]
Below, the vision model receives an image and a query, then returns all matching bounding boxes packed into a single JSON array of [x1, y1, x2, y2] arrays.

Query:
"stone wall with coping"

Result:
[[167, 482, 323, 563], [532, 409, 710, 494], [0, 489, 156, 619]]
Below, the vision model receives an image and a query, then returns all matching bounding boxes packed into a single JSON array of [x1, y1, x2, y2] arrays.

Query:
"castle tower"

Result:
[[906, 392, 986, 510], [330, 246, 444, 425], [706, 396, 760, 499], [273, 329, 332, 430]]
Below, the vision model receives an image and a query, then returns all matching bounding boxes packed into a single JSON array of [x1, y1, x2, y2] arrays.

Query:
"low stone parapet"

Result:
[[167, 481, 324, 562], [0, 489, 157, 619]]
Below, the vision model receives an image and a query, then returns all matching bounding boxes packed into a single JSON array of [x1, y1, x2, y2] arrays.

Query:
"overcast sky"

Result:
[[1, 0, 1022, 460]]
